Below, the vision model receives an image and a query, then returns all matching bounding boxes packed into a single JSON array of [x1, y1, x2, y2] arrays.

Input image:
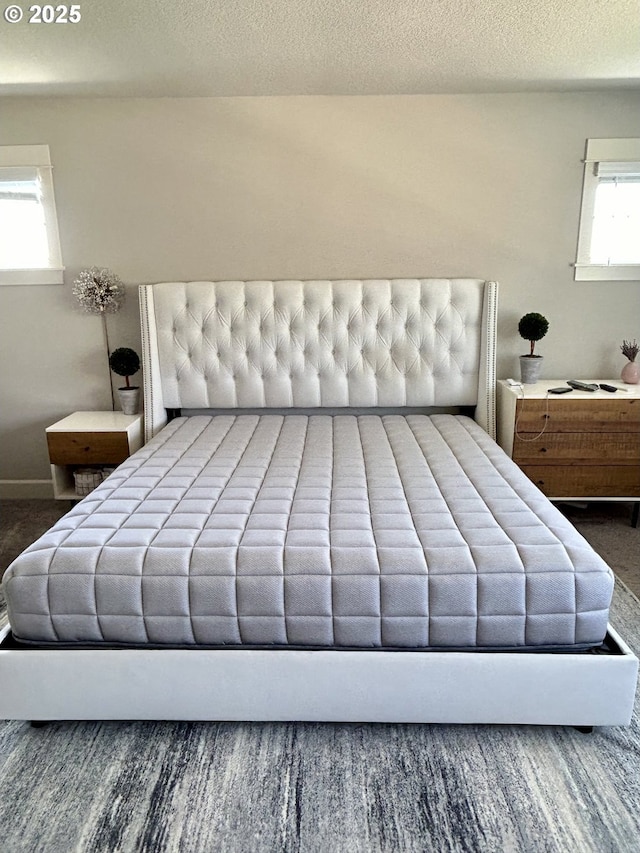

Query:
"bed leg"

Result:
[[573, 725, 594, 734], [30, 721, 50, 728]]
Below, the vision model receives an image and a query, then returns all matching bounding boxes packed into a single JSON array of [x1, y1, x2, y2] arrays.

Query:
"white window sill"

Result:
[[0, 268, 64, 286], [573, 264, 640, 282]]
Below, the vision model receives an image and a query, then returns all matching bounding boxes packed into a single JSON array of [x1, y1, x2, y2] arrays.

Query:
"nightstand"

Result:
[[46, 411, 143, 499], [497, 380, 640, 501]]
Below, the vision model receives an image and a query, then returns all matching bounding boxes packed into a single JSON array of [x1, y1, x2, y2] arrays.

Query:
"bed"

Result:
[[1, 278, 637, 725]]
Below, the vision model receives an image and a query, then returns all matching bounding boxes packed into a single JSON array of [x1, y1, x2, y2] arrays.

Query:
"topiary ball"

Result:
[[518, 313, 549, 342], [109, 347, 140, 378]]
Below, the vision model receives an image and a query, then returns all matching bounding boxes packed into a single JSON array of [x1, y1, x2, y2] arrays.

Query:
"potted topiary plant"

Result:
[[109, 347, 141, 414], [518, 312, 549, 384]]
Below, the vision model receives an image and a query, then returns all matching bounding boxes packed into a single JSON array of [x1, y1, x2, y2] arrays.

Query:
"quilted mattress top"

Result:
[[3, 414, 614, 649]]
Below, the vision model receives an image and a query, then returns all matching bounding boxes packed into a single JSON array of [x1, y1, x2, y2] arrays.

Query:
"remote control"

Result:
[[566, 380, 598, 392], [549, 387, 573, 394], [598, 383, 618, 392]]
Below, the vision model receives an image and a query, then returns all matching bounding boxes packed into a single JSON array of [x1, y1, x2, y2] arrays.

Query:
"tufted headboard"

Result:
[[139, 279, 498, 441]]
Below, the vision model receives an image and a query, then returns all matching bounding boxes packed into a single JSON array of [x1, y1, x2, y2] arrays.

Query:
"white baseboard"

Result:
[[0, 480, 54, 499]]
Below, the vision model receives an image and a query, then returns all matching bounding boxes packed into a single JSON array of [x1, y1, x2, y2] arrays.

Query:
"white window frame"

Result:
[[574, 138, 640, 281], [0, 144, 64, 285]]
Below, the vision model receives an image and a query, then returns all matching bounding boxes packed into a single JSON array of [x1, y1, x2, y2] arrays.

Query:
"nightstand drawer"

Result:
[[47, 431, 131, 465]]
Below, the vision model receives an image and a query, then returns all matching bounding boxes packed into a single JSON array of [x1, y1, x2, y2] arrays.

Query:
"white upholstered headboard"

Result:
[[139, 279, 498, 441]]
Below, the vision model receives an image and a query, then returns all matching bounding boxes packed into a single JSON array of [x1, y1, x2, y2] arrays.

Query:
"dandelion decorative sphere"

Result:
[[72, 267, 125, 314]]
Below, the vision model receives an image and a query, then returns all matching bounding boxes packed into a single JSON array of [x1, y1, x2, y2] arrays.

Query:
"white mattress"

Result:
[[3, 414, 614, 649]]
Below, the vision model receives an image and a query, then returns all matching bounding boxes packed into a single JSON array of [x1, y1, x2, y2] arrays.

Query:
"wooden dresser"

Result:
[[497, 380, 640, 500]]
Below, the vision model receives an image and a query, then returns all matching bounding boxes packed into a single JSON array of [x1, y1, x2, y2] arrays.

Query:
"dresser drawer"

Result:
[[513, 432, 640, 466], [47, 431, 131, 465], [521, 465, 640, 498], [515, 398, 640, 433]]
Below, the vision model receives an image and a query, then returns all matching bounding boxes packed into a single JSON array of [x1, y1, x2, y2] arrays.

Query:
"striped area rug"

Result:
[[0, 581, 638, 853]]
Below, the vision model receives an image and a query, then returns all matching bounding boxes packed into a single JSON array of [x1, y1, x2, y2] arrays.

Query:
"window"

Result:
[[575, 138, 640, 281], [0, 145, 64, 285]]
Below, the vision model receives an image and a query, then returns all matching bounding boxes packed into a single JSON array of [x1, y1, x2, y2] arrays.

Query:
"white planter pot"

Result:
[[117, 387, 140, 415], [519, 355, 544, 385]]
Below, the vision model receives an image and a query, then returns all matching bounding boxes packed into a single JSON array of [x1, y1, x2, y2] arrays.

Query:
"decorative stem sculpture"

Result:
[[72, 267, 125, 410]]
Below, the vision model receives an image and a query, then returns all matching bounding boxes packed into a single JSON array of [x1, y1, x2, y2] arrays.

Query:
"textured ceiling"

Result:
[[1, 0, 639, 97]]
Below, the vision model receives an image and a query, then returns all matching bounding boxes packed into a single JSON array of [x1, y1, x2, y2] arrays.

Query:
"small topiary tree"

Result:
[[518, 313, 549, 357], [109, 347, 140, 388]]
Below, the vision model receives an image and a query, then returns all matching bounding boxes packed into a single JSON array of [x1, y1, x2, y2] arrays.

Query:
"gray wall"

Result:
[[1, 93, 639, 492]]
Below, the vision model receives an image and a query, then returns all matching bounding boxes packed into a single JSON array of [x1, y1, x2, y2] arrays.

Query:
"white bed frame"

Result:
[[1, 278, 637, 726]]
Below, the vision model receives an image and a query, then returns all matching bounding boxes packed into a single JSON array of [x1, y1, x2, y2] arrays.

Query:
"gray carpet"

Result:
[[559, 501, 639, 597], [0, 579, 639, 853], [0, 500, 68, 580]]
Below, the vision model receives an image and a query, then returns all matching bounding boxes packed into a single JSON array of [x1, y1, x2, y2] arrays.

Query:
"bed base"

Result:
[[0, 625, 636, 726]]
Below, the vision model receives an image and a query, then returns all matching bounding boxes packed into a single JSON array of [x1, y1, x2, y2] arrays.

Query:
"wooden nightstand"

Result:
[[497, 380, 640, 501], [46, 411, 143, 499]]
